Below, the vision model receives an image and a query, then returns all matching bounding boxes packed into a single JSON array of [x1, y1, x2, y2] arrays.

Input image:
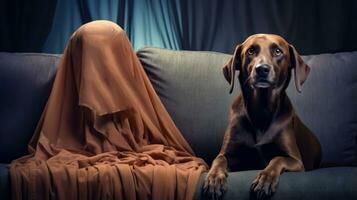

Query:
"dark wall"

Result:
[[1, 0, 356, 55]]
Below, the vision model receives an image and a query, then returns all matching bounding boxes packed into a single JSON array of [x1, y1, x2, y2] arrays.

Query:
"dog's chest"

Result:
[[227, 142, 285, 171], [236, 116, 275, 146], [254, 129, 266, 144]]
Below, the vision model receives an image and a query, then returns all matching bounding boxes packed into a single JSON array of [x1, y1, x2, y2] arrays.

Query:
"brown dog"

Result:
[[203, 34, 322, 200]]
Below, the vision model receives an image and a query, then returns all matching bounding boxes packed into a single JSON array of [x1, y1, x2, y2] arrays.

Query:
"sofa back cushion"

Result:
[[1, 49, 356, 167], [0, 53, 60, 163], [287, 52, 357, 166], [138, 48, 235, 164], [137, 48, 357, 166]]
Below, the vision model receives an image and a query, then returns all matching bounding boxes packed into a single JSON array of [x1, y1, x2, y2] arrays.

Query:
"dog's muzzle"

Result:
[[254, 64, 273, 88]]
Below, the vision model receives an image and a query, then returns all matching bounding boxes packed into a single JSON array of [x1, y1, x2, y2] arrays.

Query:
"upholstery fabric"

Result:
[[137, 47, 357, 165], [194, 167, 357, 200], [138, 48, 235, 164], [0, 47, 356, 199], [0, 53, 60, 163], [286, 52, 357, 165]]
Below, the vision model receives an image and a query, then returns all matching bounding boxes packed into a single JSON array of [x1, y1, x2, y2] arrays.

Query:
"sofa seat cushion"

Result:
[[194, 167, 357, 200]]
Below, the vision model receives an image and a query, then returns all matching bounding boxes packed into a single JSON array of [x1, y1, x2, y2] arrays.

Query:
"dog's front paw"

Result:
[[202, 169, 227, 200], [250, 170, 279, 200]]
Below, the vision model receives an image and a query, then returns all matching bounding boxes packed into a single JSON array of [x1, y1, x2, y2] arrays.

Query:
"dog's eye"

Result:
[[274, 48, 283, 56], [247, 48, 255, 55]]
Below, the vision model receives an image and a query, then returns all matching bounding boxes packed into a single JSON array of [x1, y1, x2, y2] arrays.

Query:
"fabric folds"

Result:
[[10, 20, 207, 200]]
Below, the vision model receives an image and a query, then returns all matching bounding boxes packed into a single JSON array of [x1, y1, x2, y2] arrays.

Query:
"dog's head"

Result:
[[223, 34, 310, 93]]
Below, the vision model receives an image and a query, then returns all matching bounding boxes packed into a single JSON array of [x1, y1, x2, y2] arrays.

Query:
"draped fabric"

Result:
[[2, 0, 356, 54], [10, 20, 207, 200]]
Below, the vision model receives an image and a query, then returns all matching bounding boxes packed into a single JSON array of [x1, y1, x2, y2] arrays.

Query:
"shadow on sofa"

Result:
[[0, 48, 356, 199]]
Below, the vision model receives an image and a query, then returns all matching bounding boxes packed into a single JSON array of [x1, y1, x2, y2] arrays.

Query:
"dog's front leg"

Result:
[[203, 154, 228, 200], [250, 156, 304, 199], [203, 112, 240, 200], [251, 130, 304, 200]]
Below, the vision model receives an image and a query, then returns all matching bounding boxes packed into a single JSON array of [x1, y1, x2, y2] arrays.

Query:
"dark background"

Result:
[[1, 0, 357, 55]]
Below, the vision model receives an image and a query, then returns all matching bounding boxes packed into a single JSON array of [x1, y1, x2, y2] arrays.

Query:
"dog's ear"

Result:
[[289, 45, 310, 93], [223, 44, 242, 93]]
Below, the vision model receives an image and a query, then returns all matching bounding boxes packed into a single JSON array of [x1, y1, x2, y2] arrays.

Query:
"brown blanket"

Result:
[[10, 20, 208, 200]]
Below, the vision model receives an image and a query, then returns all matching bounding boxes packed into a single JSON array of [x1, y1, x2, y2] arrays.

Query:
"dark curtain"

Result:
[[1, 0, 357, 55], [0, 0, 57, 52], [118, 0, 183, 50], [42, 0, 182, 53], [181, 0, 357, 54], [42, 0, 118, 53]]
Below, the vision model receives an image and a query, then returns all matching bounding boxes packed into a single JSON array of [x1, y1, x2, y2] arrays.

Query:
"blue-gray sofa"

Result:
[[1, 48, 356, 199]]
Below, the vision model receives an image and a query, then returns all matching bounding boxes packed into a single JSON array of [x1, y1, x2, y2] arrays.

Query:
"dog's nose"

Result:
[[255, 64, 271, 78]]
